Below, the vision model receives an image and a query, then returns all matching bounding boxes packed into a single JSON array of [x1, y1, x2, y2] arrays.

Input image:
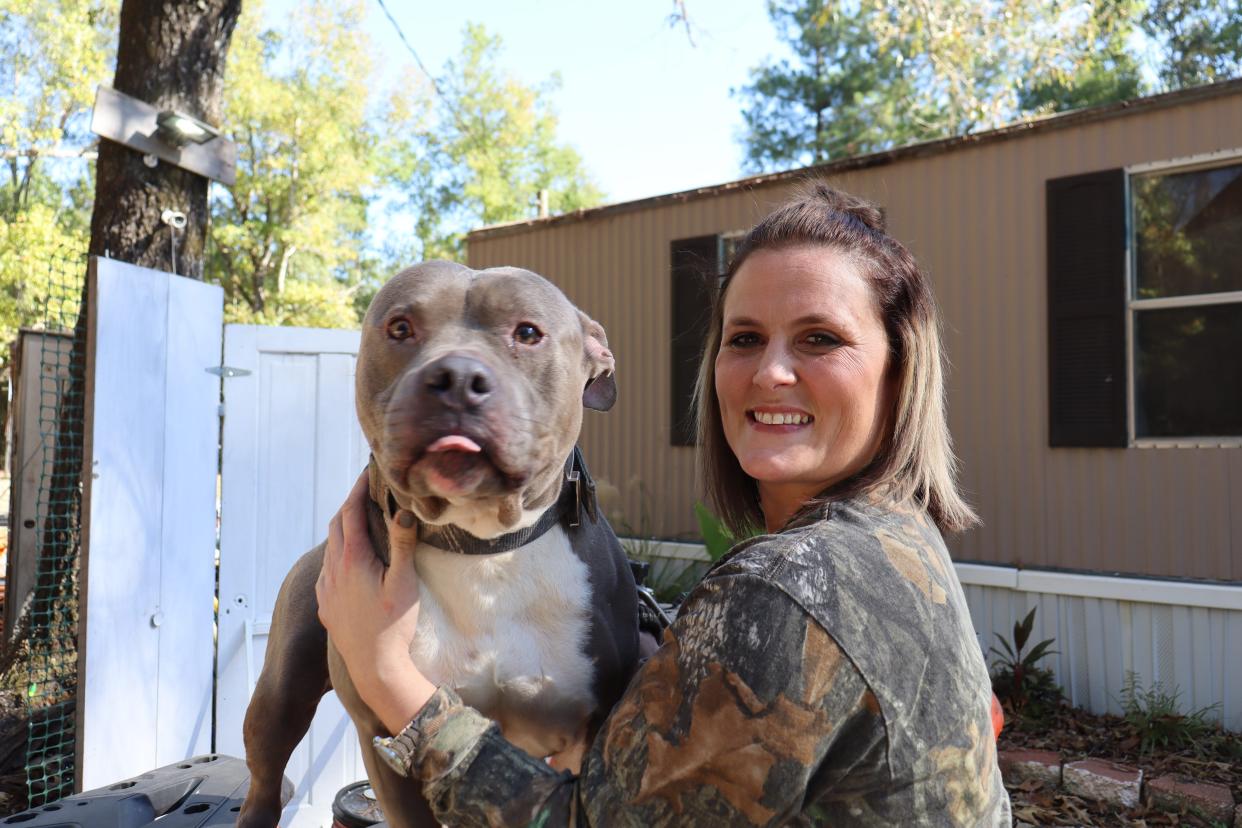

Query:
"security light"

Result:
[[91, 85, 238, 185], [156, 110, 220, 147]]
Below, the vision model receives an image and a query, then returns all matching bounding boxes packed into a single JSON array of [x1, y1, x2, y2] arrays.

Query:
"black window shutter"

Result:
[[670, 235, 719, 446], [1046, 169, 1127, 447]]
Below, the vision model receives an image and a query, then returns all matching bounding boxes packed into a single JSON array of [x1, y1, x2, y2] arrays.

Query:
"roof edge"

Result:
[[467, 78, 1242, 242]]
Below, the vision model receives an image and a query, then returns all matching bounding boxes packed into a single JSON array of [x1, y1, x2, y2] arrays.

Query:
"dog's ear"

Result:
[[579, 311, 617, 412]]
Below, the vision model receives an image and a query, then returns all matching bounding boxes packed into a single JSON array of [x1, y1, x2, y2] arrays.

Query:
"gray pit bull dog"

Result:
[[236, 261, 640, 828]]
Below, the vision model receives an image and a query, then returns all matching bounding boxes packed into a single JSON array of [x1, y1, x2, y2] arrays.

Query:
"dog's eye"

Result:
[[514, 323, 543, 345], [387, 318, 414, 341]]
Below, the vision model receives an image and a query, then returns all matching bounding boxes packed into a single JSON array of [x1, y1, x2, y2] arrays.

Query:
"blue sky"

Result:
[[266, 0, 787, 206]]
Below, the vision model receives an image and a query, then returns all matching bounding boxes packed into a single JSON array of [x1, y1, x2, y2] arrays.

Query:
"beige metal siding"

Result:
[[468, 89, 1242, 581]]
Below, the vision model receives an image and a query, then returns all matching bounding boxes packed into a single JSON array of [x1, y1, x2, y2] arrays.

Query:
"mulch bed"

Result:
[[1001, 702, 1242, 826]]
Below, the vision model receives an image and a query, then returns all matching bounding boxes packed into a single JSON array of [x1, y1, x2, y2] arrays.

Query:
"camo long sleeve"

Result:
[[405, 496, 1012, 827]]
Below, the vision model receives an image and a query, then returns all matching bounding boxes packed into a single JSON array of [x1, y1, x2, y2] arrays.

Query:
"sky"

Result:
[[265, 0, 787, 207]]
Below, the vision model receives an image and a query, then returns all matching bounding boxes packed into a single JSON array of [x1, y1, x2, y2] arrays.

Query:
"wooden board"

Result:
[[215, 324, 368, 828], [89, 86, 237, 185], [77, 257, 223, 790], [4, 331, 74, 639]]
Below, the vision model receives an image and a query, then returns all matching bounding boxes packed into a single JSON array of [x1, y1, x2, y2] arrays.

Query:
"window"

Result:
[[669, 236, 719, 446], [669, 231, 746, 446], [719, 231, 746, 272], [1046, 154, 1242, 447], [1129, 159, 1242, 440]]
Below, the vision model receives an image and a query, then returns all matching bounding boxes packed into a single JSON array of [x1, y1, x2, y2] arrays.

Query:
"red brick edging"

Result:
[[998, 749, 1239, 825]]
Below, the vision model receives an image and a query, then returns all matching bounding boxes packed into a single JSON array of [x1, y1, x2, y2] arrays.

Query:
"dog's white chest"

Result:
[[409, 525, 596, 756]]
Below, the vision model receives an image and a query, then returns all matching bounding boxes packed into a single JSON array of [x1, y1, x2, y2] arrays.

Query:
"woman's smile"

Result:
[[747, 407, 814, 428]]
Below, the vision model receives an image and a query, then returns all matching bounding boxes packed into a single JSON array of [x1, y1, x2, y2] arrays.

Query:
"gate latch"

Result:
[[207, 365, 251, 378]]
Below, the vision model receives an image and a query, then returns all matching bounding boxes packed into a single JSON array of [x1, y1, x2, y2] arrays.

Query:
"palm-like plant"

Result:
[[989, 607, 1061, 719]]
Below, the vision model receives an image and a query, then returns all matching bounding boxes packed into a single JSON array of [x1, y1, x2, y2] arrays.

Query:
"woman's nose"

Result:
[[752, 343, 797, 389]]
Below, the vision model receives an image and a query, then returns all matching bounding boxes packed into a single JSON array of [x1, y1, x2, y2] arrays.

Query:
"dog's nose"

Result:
[[423, 355, 495, 410]]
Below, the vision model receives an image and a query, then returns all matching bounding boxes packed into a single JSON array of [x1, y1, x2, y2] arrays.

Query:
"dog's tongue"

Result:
[[427, 435, 482, 453]]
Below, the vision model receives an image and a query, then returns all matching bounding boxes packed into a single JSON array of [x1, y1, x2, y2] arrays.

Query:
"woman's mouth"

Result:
[[747, 409, 814, 427]]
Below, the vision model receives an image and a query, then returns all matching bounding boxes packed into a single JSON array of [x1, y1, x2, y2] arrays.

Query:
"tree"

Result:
[[387, 23, 602, 263], [1019, 1, 1145, 112], [0, 0, 112, 363], [1142, 0, 1242, 90], [740, 0, 1124, 170], [738, 1, 920, 170], [206, 9, 602, 328], [0, 0, 114, 220], [737, 0, 1237, 173], [208, 0, 376, 327], [87, 0, 242, 278]]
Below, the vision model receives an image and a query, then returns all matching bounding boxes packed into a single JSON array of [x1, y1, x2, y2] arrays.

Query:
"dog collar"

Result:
[[371, 447, 596, 556]]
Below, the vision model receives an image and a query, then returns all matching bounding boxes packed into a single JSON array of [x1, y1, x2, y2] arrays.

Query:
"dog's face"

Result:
[[356, 261, 616, 536]]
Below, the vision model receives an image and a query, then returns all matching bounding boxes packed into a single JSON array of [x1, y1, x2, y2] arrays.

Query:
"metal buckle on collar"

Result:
[[566, 467, 582, 528]]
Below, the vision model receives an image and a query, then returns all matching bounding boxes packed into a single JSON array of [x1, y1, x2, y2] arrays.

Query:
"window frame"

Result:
[[717, 230, 747, 276], [1125, 147, 1242, 448]]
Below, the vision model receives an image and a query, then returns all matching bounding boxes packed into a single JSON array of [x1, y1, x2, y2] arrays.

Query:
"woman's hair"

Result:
[[693, 182, 979, 535]]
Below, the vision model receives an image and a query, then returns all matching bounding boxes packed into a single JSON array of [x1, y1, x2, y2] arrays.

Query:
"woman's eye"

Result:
[[514, 323, 543, 345], [387, 318, 414, 341], [804, 332, 841, 348], [726, 332, 761, 348]]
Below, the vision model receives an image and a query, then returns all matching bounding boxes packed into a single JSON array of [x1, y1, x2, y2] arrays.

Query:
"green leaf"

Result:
[[1014, 606, 1037, 652], [1021, 639, 1058, 668], [989, 638, 1016, 662], [694, 501, 736, 562]]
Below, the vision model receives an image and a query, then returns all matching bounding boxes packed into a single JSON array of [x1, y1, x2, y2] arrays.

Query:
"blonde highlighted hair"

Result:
[[694, 182, 978, 535]]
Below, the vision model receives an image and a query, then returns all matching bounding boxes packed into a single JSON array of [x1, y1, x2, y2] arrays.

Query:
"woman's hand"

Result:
[[316, 470, 436, 733]]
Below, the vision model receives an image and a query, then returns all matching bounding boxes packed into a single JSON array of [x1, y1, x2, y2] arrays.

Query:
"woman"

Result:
[[317, 184, 1012, 826]]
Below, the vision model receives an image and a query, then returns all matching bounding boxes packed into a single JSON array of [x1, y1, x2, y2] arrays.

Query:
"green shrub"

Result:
[[1118, 671, 1221, 755], [989, 607, 1063, 722]]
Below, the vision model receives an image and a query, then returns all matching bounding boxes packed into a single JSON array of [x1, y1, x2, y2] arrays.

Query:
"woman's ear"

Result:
[[579, 311, 617, 411]]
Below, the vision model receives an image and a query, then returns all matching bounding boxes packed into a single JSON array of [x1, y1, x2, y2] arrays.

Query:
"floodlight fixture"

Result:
[[90, 86, 237, 185], [156, 110, 221, 147]]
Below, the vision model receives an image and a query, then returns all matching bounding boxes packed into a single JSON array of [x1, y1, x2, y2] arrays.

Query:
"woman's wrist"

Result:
[[354, 652, 439, 736]]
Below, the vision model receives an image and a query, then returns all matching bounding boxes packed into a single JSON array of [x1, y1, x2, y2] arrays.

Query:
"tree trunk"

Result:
[[88, 0, 242, 279]]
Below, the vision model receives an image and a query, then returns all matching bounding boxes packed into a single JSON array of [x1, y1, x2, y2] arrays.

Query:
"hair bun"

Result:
[[806, 181, 886, 233]]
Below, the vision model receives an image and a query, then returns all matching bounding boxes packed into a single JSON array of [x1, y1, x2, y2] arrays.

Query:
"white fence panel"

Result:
[[215, 325, 368, 828], [956, 566, 1242, 729], [78, 257, 221, 790]]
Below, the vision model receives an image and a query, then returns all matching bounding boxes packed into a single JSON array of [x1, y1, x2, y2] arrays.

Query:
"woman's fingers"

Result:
[[339, 470, 371, 554], [317, 470, 378, 629], [389, 509, 420, 560]]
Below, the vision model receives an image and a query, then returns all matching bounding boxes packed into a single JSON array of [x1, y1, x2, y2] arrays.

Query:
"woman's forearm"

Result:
[[352, 652, 439, 735]]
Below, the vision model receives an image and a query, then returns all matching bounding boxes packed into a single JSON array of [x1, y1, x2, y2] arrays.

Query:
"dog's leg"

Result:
[[328, 643, 439, 828], [237, 545, 332, 828]]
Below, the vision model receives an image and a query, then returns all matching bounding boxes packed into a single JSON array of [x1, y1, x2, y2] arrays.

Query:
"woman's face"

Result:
[[715, 245, 894, 521]]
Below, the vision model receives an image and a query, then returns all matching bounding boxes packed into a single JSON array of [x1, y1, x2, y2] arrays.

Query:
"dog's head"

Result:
[[356, 261, 616, 538]]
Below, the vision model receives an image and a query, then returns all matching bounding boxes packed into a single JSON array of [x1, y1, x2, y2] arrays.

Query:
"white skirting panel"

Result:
[[957, 566, 1242, 732], [629, 539, 1242, 731]]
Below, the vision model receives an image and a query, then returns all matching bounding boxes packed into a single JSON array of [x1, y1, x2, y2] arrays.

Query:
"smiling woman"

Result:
[[316, 185, 1011, 827]]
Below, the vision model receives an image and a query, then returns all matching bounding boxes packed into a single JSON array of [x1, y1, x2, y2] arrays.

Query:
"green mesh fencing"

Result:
[[22, 247, 89, 807]]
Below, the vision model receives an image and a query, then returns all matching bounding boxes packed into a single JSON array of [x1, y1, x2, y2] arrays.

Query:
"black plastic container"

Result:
[[331, 781, 384, 828]]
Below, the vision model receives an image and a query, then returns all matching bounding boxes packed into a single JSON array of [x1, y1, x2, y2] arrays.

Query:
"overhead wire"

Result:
[[371, 0, 492, 156]]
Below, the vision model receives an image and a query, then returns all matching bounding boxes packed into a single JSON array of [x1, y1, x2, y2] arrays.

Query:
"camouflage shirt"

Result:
[[406, 494, 1012, 826]]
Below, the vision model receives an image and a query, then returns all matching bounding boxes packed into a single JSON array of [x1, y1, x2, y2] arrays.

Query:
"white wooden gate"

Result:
[[78, 259, 375, 825], [215, 324, 370, 828], [79, 258, 221, 790]]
